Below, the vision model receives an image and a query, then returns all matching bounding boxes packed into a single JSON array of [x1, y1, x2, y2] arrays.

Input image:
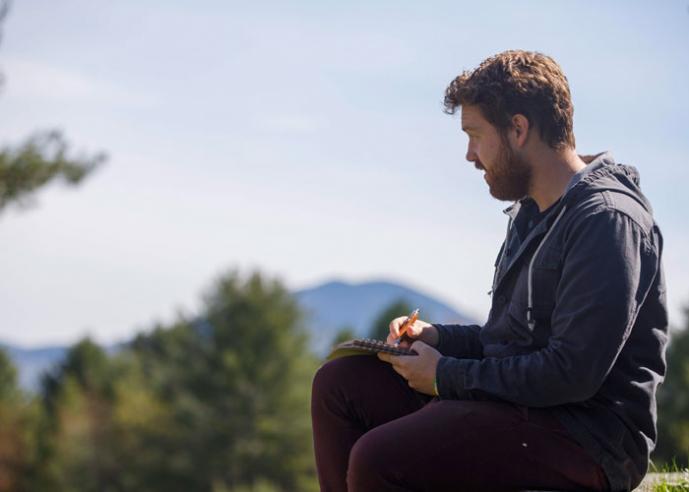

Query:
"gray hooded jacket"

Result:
[[434, 152, 668, 491]]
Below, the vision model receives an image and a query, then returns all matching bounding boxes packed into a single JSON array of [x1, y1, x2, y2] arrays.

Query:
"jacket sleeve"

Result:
[[436, 208, 661, 406], [434, 323, 484, 359]]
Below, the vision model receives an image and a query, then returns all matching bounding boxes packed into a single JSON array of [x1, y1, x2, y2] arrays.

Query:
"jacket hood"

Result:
[[563, 151, 653, 214]]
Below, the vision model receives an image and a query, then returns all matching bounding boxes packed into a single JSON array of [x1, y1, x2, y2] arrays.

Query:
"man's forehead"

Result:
[[460, 105, 484, 131]]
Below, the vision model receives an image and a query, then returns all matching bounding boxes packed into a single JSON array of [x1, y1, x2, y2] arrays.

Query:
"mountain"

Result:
[[1, 279, 476, 391], [0, 343, 67, 392], [294, 280, 475, 356]]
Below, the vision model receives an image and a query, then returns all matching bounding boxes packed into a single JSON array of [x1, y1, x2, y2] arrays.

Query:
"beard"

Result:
[[482, 141, 532, 202]]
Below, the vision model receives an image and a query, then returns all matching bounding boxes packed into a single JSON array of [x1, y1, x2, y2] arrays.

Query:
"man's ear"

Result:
[[510, 114, 530, 148]]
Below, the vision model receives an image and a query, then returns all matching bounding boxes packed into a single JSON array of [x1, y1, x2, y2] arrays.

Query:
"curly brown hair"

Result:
[[444, 50, 575, 150]]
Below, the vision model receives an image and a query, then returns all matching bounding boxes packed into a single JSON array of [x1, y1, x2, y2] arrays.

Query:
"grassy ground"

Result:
[[636, 471, 689, 491]]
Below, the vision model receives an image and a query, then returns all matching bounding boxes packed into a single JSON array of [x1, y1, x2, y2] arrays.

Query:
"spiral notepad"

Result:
[[326, 338, 418, 360]]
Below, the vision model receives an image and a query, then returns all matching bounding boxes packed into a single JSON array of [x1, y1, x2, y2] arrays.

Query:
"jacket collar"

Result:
[[494, 151, 615, 291]]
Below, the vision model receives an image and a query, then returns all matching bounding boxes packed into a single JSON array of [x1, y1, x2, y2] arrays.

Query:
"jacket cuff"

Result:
[[436, 356, 472, 400], [434, 323, 448, 349]]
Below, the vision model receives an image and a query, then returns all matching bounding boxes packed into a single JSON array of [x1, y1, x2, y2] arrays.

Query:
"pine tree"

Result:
[[654, 306, 689, 468], [369, 299, 414, 340]]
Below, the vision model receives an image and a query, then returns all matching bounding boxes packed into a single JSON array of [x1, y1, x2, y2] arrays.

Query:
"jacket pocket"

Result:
[[530, 244, 562, 322]]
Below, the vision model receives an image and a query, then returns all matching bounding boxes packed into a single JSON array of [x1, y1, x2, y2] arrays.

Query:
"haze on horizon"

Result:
[[1, 0, 688, 347]]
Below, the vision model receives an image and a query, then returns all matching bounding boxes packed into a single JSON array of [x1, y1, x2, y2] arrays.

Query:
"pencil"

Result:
[[397, 308, 420, 341]]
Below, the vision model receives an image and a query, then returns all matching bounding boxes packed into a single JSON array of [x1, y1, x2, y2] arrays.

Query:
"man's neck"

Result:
[[528, 147, 586, 211]]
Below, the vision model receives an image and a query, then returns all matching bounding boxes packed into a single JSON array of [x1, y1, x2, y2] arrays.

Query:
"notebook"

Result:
[[326, 338, 418, 360]]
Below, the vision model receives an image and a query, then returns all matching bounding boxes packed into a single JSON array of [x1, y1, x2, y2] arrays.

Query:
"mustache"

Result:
[[474, 160, 485, 171]]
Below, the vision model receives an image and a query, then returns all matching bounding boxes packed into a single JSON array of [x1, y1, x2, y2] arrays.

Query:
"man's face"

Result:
[[460, 105, 532, 202]]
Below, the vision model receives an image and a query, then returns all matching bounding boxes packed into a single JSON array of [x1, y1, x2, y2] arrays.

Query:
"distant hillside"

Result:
[[1, 279, 476, 390], [0, 343, 67, 392], [295, 280, 475, 355]]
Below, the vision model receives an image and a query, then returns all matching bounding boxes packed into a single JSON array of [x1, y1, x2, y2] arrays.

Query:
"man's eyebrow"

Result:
[[462, 124, 478, 132]]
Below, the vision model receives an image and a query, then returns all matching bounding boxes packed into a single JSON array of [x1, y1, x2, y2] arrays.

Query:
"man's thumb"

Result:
[[410, 340, 428, 353]]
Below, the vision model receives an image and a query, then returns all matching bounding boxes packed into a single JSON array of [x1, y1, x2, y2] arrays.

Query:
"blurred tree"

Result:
[[0, 0, 9, 49], [30, 339, 121, 492], [202, 271, 318, 491], [332, 326, 356, 347], [654, 305, 689, 468], [0, 348, 36, 492], [0, 2, 105, 215], [46, 338, 114, 397], [116, 320, 213, 491], [0, 348, 17, 401], [369, 299, 414, 340], [0, 130, 106, 214], [105, 352, 177, 491], [128, 270, 319, 491]]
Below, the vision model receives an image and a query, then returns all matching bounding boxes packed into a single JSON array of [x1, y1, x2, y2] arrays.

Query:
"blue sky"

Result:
[[1, 0, 688, 346]]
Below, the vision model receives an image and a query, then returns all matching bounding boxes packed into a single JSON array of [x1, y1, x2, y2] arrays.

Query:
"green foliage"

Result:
[[0, 130, 105, 214], [8, 268, 320, 490], [20, 272, 319, 491], [195, 270, 318, 491], [29, 339, 121, 491], [651, 474, 689, 492], [0, 6, 104, 214], [0, 348, 21, 489], [42, 338, 115, 403], [369, 298, 414, 340], [0, 348, 18, 401], [332, 326, 356, 347], [0, 349, 38, 492], [655, 305, 689, 468]]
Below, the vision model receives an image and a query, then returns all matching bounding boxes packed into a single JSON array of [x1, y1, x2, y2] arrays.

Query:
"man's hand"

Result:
[[378, 341, 442, 395], [386, 316, 439, 348]]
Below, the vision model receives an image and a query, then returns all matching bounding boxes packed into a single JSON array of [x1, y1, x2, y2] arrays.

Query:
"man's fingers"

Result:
[[377, 352, 395, 363], [388, 319, 398, 337], [377, 353, 410, 378], [390, 362, 407, 380], [389, 316, 405, 338], [410, 340, 428, 352]]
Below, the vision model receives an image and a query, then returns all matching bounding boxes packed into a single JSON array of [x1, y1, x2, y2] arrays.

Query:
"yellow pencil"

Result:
[[397, 308, 420, 341]]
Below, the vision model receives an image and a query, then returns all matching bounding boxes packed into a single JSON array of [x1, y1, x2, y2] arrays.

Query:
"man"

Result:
[[311, 50, 668, 492]]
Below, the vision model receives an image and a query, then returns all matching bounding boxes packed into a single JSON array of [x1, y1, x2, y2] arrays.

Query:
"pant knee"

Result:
[[311, 358, 356, 419], [311, 358, 344, 399], [347, 430, 392, 490], [312, 356, 381, 399]]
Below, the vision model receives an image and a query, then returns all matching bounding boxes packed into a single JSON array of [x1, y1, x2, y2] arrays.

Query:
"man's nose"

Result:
[[466, 146, 478, 163]]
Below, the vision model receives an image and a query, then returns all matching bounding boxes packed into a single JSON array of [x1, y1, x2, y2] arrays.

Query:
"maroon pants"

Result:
[[311, 355, 609, 492]]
